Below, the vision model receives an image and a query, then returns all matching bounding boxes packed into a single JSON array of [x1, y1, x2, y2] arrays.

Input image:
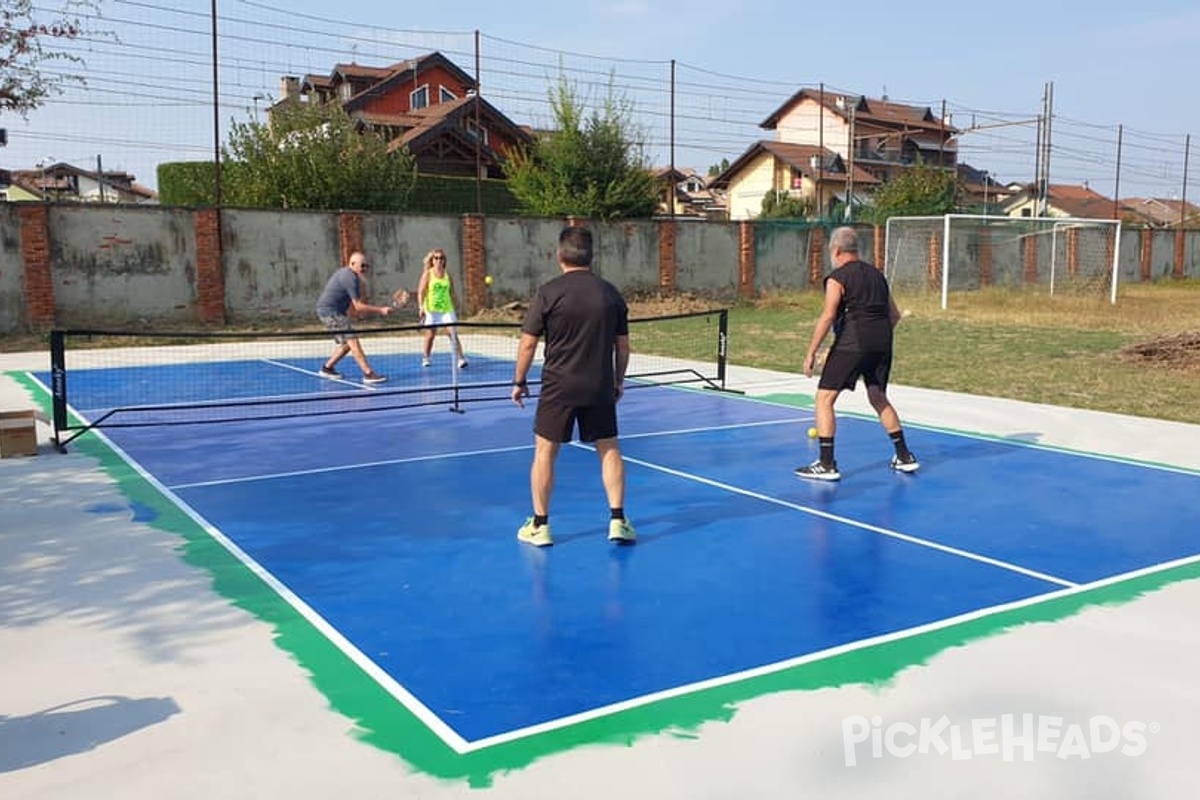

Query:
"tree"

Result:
[[708, 158, 730, 177], [1, 1, 105, 116], [866, 164, 958, 224], [759, 190, 812, 219], [505, 76, 658, 220], [222, 102, 416, 211]]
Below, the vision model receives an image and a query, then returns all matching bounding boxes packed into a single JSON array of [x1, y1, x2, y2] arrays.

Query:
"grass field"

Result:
[[725, 280, 1200, 425]]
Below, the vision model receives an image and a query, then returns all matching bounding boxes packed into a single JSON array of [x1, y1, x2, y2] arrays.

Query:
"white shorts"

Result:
[[423, 310, 458, 329]]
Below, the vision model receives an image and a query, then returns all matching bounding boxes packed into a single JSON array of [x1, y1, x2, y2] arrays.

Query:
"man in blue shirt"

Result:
[[316, 250, 393, 384]]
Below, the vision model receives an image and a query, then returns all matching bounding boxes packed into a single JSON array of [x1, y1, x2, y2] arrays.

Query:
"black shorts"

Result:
[[818, 348, 892, 392], [534, 398, 619, 443]]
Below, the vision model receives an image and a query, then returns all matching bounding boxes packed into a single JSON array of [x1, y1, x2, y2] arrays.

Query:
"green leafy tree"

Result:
[[222, 102, 416, 211], [1, 0, 109, 116], [866, 164, 957, 224], [707, 158, 730, 177], [506, 76, 657, 220], [759, 190, 813, 219]]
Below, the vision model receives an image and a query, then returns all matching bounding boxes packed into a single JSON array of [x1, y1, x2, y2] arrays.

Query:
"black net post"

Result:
[[50, 330, 68, 452]]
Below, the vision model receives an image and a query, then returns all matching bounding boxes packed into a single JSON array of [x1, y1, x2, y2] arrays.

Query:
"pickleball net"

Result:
[[48, 309, 733, 450]]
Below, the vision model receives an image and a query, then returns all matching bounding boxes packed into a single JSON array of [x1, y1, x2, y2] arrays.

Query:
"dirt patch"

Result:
[[1118, 330, 1200, 369]]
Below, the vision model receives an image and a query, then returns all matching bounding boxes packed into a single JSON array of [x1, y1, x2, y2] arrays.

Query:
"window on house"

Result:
[[464, 118, 489, 145], [440, 86, 457, 103], [411, 85, 429, 110]]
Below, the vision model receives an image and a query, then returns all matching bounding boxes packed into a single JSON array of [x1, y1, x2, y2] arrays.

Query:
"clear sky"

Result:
[[4, 0, 1199, 201]]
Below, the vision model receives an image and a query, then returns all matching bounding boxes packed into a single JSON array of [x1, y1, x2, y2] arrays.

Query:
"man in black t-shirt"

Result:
[[511, 226, 636, 546], [795, 226, 920, 481]]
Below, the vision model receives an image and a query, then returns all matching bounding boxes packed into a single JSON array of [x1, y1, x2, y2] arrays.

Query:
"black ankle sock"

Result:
[[818, 437, 835, 466], [533, 514, 548, 527], [889, 429, 910, 457], [610, 508, 625, 520]]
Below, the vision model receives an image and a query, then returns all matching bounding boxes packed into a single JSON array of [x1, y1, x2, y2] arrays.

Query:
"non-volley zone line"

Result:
[[569, 441, 1078, 589], [165, 417, 805, 490]]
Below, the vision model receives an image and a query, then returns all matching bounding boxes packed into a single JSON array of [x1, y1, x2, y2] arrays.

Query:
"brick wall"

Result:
[[18, 205, 55, 329]]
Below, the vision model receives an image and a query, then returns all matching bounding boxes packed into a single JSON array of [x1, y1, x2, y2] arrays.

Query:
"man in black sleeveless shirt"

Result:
[[796, 226, 919, 481]]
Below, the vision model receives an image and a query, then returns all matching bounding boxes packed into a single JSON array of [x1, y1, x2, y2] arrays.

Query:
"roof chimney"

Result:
[[280, 75, 299, 101]]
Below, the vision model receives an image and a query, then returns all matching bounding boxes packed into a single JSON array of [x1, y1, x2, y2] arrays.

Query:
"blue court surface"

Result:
[[46, 358, 1200, 751]]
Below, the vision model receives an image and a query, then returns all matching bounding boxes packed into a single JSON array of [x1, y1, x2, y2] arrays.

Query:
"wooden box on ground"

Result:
[[0, 410, 39, 458]]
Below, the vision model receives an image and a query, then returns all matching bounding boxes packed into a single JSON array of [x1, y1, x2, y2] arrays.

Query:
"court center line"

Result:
[[262, 357, 378, 389], [569, 442, 1077, 589]]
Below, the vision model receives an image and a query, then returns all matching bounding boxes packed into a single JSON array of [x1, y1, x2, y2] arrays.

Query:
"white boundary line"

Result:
[[76, 423, 474, 754], [37, 373, 1200, 755], [462, 550, 1200, 751]]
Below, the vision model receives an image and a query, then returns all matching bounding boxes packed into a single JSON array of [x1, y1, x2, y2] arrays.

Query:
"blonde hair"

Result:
[[423, 249, 448, 271]]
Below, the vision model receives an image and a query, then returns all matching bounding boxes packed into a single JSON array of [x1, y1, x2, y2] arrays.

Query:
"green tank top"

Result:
[[424, 273, 454, 313]]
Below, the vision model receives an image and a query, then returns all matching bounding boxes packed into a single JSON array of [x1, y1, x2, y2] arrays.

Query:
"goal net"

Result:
[[883, 214, 1121, 308]]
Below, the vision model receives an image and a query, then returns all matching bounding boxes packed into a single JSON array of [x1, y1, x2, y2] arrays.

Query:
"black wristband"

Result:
[[513, 379, 527, 387]]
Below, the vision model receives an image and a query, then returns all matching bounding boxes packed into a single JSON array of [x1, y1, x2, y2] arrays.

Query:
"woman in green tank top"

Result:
[[417, 249, 468, 369]]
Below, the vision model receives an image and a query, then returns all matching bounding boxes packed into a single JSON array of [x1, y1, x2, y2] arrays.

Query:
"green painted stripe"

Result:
[[11, 370, 1199, 788]]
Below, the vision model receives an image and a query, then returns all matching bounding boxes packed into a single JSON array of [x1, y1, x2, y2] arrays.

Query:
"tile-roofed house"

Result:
[[1003, 183, 1118, 220], [759, 89, 959, 188], [651, 166, 727, 219], [2, 162, 157, 203], [709, 140, 879, 221], [1119, 197, 1200, 228], [274, 51, 531, 179], [956, 163, 1012, 212]]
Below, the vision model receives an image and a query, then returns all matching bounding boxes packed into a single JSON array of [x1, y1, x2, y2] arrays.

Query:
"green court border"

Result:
[[13, 370, 1200, 789]]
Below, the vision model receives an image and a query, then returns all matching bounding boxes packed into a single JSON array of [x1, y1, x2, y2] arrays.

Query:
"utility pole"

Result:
[[1181, 135, 1191, 228], [1037, 81, 1054, 215], [1112, 124, 1123, 220], [845, 101, 855, 222]]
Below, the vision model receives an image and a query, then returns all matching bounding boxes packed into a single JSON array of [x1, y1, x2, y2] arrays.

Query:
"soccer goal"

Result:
[[884, 214, 1122, 309]]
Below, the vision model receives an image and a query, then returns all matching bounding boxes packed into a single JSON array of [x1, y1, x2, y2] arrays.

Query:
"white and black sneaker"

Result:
[[362, 372, 388, 385], [319, 366, 342, 379], [795, 460, 841, 481], [890, 452, 920, 473]]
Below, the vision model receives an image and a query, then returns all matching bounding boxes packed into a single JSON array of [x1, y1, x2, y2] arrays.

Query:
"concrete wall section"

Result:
[[221, 209, 338, 320], [591, 220, 658, 292], [484, 216, 562, 301], [0, 205, 21, 331], [362, 212, 461, 303], [753, 223, 810, 291], [50, 206, 196, 325], [673, 221, 739, 293]]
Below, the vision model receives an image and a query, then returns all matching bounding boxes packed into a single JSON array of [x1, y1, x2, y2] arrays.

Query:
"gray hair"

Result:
[[829, 226, 859, 254]]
